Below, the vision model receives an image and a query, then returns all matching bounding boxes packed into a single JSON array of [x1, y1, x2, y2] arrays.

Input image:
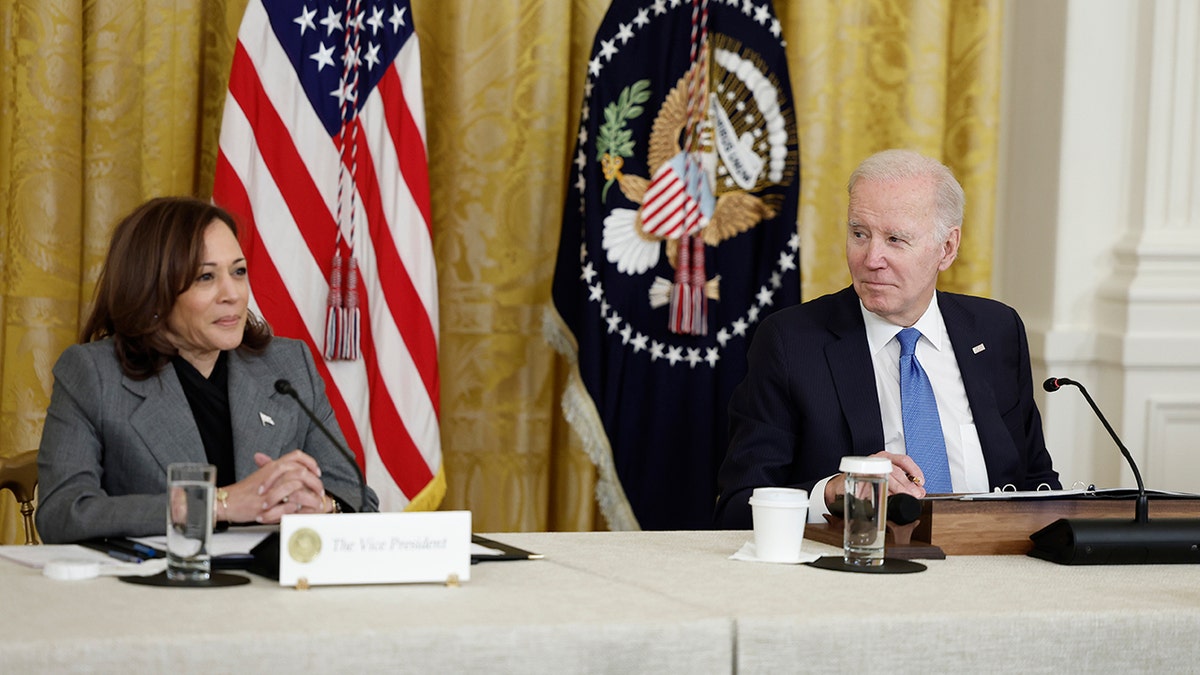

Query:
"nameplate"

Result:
[[278, 511, 472, 587]]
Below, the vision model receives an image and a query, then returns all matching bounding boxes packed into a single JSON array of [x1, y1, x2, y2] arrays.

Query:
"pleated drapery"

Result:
[[0, 0, 1002, 542]]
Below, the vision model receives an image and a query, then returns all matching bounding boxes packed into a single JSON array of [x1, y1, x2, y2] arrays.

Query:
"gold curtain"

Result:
[[780, 0, 1002, 299], [0, 0, 1001, 542]]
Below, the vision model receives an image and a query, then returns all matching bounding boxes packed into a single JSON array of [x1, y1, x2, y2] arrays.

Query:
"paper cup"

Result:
[[749, 487, 809, 562]]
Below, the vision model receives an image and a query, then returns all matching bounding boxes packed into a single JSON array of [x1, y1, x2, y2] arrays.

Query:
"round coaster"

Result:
[[118, 571, 251, 587], [806, 555, 927, 574]]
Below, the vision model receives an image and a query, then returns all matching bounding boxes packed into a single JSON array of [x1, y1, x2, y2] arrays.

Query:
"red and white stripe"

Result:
[[213, 0, 442, 511], [641, 161, 703, 239]]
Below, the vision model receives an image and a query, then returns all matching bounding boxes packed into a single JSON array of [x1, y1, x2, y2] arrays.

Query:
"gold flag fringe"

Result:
[[543, 307, 641, 531]]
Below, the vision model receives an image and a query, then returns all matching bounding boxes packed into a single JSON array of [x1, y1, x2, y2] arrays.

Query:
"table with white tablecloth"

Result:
[[0, 535, 729, 673], [495, 531, 1200, 673], [2, 530, 1198, 673]]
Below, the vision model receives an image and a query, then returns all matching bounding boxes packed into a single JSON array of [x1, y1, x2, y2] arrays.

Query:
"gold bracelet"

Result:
[[216, 488, 230, 520], [326, 496, 342, 514]]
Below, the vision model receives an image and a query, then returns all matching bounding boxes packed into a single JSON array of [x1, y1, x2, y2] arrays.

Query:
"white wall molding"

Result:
[[1000, 0, 1200, 491], [1143, 396, 1200, 491]]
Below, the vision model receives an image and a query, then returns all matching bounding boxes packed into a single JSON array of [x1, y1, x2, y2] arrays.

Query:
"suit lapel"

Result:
[[125, 367, 205, 471], [941, 292, 995, 415], [826, 288, 885, 454], [940, 292, 1009, 479], [227, 350, 298, 478]]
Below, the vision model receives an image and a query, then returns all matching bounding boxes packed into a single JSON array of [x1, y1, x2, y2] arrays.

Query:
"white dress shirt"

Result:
[[808, 296, 988, 523]]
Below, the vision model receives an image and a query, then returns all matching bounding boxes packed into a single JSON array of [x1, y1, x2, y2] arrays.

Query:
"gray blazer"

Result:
[[36, 337, 379, 543]]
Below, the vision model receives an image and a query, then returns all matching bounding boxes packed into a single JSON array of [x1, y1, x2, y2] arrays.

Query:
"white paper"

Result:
[[132, 525, 276, 557], [0, 545, 165, 576], [0, 545, 115, 568], [954, 487, 1091, 500], [729, 540, 820, 565]]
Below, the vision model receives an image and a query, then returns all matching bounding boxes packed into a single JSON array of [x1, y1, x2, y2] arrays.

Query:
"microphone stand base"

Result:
[[1029, 518, 1200, 565]]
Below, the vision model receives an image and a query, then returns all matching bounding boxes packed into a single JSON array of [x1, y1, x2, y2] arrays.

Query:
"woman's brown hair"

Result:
[[81, 196, 272, 379]]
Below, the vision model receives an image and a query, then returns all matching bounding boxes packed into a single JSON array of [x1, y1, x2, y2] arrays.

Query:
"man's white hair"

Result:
[[847, 149, 965, 241]]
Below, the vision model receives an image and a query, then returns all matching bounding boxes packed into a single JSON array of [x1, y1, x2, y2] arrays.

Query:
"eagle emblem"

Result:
[[598, 38, 793, 320]]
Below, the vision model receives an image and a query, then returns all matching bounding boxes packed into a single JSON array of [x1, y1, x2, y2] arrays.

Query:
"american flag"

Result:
[[213, 0, 442, 511]]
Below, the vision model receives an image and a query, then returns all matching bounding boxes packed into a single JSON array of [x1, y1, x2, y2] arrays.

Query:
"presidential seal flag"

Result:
[[548, 0, 800, 530], [213, 0, 443, 512]]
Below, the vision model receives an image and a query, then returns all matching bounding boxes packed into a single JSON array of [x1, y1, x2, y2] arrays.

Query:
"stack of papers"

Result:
[[0, 545, 163, 577]]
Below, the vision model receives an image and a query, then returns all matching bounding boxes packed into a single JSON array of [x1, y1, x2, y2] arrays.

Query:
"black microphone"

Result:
[[274, 378, 373, 515], [829, 493, 922, 526], [1042, 377, 1146, 523], [1030, 376, 1200, 564]]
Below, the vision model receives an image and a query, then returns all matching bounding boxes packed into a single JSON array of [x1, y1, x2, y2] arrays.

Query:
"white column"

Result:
[[998, 0, 1200, 491], [1099, 0, 1200, 492]]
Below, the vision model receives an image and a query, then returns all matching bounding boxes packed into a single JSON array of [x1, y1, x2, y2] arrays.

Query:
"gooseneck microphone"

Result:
[[274, 378, 373, 514], [247, 379, 375, 579], [1030, 376, 1200, 564], [1042, 377, 1146, 523]]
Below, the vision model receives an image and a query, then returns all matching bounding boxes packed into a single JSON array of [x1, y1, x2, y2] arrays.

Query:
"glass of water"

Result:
[[839, 456, 892, 566], [166, 463, 216, 582]]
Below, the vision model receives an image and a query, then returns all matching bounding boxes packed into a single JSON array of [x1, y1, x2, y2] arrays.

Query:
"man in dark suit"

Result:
[[714, 149, 1059, 529]]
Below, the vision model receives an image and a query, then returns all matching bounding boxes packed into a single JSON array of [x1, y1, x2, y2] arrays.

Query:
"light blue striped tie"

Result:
[[897, 328, 953, 493]]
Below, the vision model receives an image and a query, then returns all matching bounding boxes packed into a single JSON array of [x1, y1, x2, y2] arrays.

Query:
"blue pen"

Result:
[[103, 549, 143, 564], [100, 538, 162, 559], [82, 540, 145, 562], [126, 541, 164, 558]]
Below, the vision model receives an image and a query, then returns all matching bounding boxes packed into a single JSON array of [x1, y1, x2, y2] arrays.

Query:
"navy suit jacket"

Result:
[[714, 287, 1059, 528]]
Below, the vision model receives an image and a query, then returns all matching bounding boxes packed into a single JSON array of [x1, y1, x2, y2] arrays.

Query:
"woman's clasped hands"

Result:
[[215, 449, 330, 523]]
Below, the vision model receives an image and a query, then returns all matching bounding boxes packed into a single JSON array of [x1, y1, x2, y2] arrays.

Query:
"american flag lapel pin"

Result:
[[260, 412, 275, 427], [973, 343, 986, 354]]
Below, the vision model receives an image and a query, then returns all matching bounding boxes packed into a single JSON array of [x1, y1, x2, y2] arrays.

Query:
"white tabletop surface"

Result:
[[3, 529, 1198, 673]]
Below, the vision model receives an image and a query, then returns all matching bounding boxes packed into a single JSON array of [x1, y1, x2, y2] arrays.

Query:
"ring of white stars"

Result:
[[296, 3, 409, 107], [580, 233, 798, 369], [573, 0, 792, 370]]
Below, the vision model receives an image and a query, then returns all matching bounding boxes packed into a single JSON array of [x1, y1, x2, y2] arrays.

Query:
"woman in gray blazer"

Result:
[[36, 197, 378, 543]]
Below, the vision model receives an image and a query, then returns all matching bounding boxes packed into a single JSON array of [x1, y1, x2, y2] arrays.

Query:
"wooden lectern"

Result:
[[805, 494, 1200, 557]]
